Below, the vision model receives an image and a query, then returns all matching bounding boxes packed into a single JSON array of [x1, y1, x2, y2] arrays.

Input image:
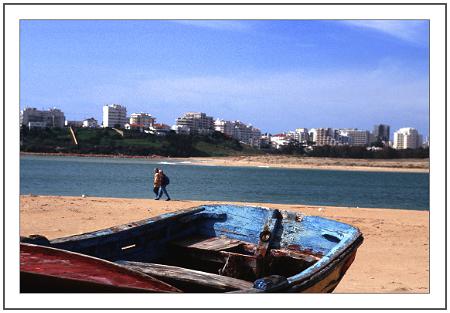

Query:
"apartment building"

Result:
[[214, 119, 261, 147], [233, 121, 261, 147], [393, 128, 423, 149], [20, 107, 66, 129], [102, 104, 127, 128], [270, 133, 293, 149], [129, 113, 156, 129], [373, 124, 390, 142], [65, 120, 83, 128], [315, 128, 335, 146], [176, 112, 214, 134], [82, 118, 99, 128], [214, 119, 234, 137], [339, 129, 370, 146], [149, 123, 171, 136], [294, 128, 309, 143]]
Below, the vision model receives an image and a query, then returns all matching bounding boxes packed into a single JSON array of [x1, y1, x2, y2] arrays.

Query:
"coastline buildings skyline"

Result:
[[19, 105, 427, 150]]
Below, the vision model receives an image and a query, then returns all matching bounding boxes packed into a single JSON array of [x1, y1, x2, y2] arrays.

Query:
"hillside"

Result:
[[20, 127, 263, 157]]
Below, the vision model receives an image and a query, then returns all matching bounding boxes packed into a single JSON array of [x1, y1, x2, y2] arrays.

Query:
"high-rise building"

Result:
[[102, 104, 127, 128], [176, 112, 214, 134], [373, 124, 390, 142], [308, 128, 317, 142], [315, 128, 335, 146], [294, 128, 309, 143], [20, 107, 66, 129], [393, 128, 423, 149]]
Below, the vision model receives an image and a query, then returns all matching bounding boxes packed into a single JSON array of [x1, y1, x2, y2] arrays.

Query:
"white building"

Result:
[[338, 129, 370, 146], [393, 128, 423, 149], [65, 120, 83, 128], [214, 119, 234, 137], [232, 121, 261, 147], [308, 128, 317, 142], [260, 134, 271, 148], [171, 124, 190, 135], [176, 112, 214, 134], [294, 128, 309, 143], [149, 123, 171, 136], [270, 133, 293, 149], [315, 128, 335, 146], [82, 118, 99, 128], [20, 107, 66, 129], [214, 119, 261, 147], [102, 104, 127, 128], [129, 113, 156, 129]]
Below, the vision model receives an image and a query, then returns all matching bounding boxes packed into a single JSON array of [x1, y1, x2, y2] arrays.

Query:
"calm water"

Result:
[[20, 155, 429, 210]]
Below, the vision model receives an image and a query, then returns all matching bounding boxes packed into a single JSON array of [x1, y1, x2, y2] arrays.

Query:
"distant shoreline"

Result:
[[20, 152, 429, 173]]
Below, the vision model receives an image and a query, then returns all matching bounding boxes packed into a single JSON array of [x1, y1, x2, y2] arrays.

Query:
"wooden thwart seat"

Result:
[[117, 260, 253, 292], [171, 235, 249, 252]]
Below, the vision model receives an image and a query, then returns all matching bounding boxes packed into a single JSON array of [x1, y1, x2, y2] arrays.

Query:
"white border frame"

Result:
[[3, 2, 446, 310]]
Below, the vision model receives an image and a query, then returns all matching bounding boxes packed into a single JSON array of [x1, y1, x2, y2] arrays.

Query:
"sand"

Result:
[[184, 156, 429, 173], [19, 195, 429, 293]]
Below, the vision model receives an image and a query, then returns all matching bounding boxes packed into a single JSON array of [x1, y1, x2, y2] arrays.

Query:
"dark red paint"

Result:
[[20, 243, 180, 292]]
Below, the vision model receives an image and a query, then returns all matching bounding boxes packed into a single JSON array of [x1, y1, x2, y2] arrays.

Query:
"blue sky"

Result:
[[20, 20, 429, 138]]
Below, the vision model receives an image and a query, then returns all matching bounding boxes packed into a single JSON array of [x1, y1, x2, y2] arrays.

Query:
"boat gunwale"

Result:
[[285, 233, 363, 292], [49, 207, 204, 244]]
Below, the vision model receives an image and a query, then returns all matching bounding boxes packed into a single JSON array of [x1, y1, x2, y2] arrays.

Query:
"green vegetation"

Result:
[[20, 127, 262, 157], [20, 127, 428, 159], [306, 145, 429, 159]]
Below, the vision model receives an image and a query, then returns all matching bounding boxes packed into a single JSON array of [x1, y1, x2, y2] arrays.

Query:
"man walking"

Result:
[[156, 169, 171, 201], [153, 168, 161, 199]]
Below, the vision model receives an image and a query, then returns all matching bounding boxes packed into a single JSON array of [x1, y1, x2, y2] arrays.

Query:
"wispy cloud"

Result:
[[341, 20, 428, 44], [172, 20, 251, 32], [88, 62, 428, 133]]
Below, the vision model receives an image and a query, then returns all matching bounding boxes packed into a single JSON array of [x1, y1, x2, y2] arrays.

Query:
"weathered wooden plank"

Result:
[[117, 261, 253, 292], [270, 249, 321, 263], [171, 235, 244, 251]]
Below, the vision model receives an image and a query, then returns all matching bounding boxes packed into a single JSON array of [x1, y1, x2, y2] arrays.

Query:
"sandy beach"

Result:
[[20, 195, 429, 293], [185, 155, 429, 173]]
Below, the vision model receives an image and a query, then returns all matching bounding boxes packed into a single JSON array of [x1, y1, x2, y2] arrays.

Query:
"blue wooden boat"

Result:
[[21, 205, 363, 293]]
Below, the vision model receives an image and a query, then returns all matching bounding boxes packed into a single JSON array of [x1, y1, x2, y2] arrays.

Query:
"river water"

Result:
[[20, 155, 429, 210]]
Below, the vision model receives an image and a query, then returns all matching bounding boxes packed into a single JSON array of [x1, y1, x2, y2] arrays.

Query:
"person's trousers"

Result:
[[158, 186, 170, 199]]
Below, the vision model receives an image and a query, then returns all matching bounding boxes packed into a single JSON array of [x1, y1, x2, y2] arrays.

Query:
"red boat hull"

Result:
[[20, 243, 180, 293]]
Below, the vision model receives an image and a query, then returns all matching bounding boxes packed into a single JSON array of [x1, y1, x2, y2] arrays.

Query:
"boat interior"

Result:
[[26, 206, 353, 292], [116, 234, 322, 292]]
